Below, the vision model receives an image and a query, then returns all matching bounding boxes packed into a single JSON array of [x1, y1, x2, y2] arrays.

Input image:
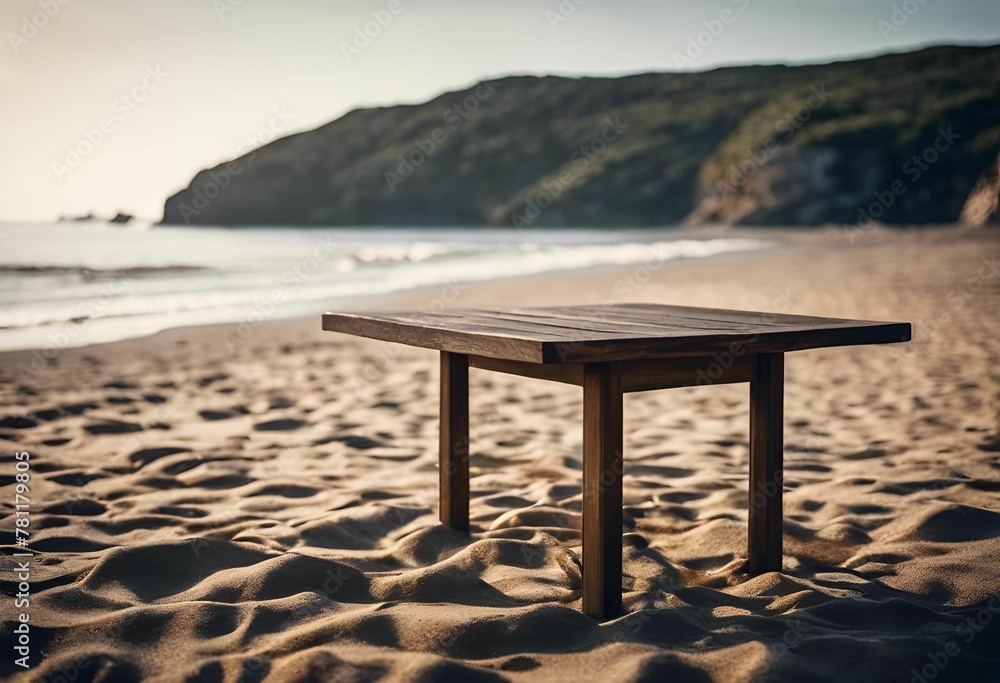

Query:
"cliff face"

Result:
[[960, 151, 1000, 225], [162, 45, 1000, 228]]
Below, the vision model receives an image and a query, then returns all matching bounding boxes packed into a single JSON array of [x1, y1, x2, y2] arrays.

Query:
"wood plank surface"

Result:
[[322, 304, 911, 364]]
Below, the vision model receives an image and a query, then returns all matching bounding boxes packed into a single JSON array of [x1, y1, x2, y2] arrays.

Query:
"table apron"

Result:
[[468, 354, 753, 392]]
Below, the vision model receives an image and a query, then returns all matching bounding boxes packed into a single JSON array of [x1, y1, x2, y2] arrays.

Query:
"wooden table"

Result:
[[322, 304, 910, 618]]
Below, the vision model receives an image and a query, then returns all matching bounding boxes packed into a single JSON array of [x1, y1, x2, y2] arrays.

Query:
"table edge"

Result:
[[322, 312, 910, 365]]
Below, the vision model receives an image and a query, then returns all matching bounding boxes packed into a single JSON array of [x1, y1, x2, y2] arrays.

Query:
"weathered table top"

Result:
[[322, 304, 911, 364]]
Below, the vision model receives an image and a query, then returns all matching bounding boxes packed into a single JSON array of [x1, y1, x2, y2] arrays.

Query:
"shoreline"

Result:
[[0, 225, 789, 360], [0, 223, 981, 360], [4, 221, 943, 363]]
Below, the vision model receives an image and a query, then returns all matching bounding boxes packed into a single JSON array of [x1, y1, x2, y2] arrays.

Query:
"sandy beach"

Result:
[[1, 226, 998, 682]]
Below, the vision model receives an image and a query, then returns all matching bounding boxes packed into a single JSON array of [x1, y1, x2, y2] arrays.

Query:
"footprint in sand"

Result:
[[49, 471, 109, 486], [251, 484, 321, 498], [198, 405, 251, 421], [31, 408, 61, 421], [499, 656, 541, 673], [255, 418, 307, 431], [657, 490, 710, 504], [198, 372, 229, 387], [153, 505, 209, 518], [129, 446, 192, 467], [161, 456, 243, 476], [0, 415, 38, 429], [84, 420, 143, 435], [198, 409, 235, 421], [61, 401, 99, 415], [311, 434, 384, 449], [188, 473, 255, 489], [103, 380, 137, 390], [977, 434, 1000, 452], [842, 447, 890, 460], [42, 499, 107, 516]]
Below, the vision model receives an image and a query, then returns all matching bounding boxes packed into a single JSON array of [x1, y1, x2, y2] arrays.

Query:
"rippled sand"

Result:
[[1, 226, 998, 682]]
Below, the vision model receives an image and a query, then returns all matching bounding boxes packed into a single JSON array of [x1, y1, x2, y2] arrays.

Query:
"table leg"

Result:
[[749, 352, 784, 574], [440, 351, 469, 531], [582, 362, 623, 618]]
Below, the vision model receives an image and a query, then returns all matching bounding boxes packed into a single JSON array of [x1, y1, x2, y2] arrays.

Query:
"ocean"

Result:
[[0, 222, 768, 352]]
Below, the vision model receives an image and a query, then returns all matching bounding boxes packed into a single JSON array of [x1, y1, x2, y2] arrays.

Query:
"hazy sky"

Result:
[[2, 0, 998, 223]]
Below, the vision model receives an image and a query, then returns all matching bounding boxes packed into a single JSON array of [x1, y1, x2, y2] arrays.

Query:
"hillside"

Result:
[[161, 45, 1000, 228]]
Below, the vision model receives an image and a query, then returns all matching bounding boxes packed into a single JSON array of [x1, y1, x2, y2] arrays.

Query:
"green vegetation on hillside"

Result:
[[162, 45, 1000, 228]]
